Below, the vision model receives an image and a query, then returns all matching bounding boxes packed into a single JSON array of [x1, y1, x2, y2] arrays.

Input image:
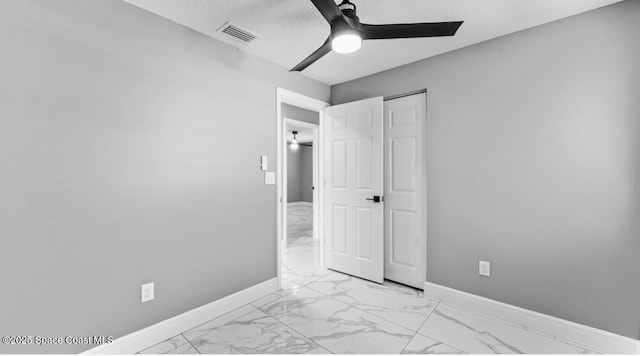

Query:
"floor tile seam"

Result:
[[421, 304, 473, 354], [179, 333, 202, 354], [296, 270, 334, 287], [430, 301, 598, 353], [413, 335, 467, 354], [250, 291, 293, 309], [258, 285, 411, 354], [263, 312, 336, 354], [182, 303, 259, 344], [300, 283, 421, 336], [138, 332, 188, 354], [190, 307, 308, 354], [189, 310, 301, 355], [399, 300, 444, 354], [300, 277, 437, 326]]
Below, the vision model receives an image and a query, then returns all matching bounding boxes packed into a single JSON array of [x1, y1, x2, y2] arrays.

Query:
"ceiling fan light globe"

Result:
[[332, 33, 362, 54]]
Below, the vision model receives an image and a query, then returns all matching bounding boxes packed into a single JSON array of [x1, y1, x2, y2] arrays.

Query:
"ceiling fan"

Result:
[[291, 0, 464, 72]]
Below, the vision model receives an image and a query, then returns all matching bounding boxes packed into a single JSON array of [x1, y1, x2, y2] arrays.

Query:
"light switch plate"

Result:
[[261, 156, 268, 171], [265, 172, 275, 185]]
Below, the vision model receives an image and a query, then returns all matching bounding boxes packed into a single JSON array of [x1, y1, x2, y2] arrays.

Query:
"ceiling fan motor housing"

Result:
[[338, 0, 357, 16], [332, 0, 361, 38]]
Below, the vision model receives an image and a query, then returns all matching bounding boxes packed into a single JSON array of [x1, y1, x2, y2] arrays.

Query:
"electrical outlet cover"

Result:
[[479, 261, 491, 277], [141, 282, 154, 303]]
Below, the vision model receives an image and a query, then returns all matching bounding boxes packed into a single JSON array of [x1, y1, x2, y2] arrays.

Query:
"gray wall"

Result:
[[301, 145, 314, 202], [287, 146, 302, 202], [287, 145, 313, 203], [0, 0, 329, 353], [281, 103, 319, 125], [332, 1, 640, 339]]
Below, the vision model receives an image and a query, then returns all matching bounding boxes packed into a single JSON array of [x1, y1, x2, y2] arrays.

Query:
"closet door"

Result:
[[384, 93, 427, 289]]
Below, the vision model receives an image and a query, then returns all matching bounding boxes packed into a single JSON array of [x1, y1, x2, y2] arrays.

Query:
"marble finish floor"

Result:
[[139, 203, 599, 354]]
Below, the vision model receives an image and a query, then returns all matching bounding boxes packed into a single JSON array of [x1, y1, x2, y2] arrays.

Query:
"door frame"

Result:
[[276, 88, 329, 289], [312, 127, 319, 242]]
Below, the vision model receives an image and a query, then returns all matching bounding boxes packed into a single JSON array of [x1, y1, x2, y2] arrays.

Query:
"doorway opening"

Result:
[[276, 88, 328, 290], [276, 88, 427, 291], [283, 117, 323, 289]]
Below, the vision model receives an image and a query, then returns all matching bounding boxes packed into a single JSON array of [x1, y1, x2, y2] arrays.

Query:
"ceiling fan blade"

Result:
[[290, 37, 332, 72], [310, 0, 345, 24], [362, 21, 463, 40]]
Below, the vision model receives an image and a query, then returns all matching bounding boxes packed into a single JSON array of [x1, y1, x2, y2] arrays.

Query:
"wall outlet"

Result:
[[479, 261, 491, 277], [141, 282, 154, 303]]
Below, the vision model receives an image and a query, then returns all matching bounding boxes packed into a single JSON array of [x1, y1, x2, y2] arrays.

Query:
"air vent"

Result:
[[216, 22, 260, 44]]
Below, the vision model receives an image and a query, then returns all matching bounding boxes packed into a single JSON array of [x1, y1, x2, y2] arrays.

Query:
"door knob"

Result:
[[365, 195, 382, 203]]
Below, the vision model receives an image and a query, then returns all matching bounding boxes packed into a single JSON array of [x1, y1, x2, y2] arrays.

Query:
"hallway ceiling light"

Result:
[[290, 131, 299, 149]]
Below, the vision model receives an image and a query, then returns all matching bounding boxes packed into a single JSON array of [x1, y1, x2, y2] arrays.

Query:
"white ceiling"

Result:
[[286, 119, 317, 144], [123, 0, 621, 85]]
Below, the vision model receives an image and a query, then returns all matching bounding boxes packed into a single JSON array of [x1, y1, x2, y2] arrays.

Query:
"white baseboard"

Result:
[[83, 278, 277, 354], [424, 282, 639, 354]]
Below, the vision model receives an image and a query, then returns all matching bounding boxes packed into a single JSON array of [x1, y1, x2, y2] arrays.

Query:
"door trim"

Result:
[[276, 88, 329, 290], [384, 89, 427, 102]]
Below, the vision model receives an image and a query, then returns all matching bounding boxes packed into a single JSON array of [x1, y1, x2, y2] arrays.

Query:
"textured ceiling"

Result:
[[122, 0, 621, 85]]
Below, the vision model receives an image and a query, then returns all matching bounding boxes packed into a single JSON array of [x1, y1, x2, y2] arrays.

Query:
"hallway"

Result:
[[137, 204, 601, 354], [281, 203, 328, 290]]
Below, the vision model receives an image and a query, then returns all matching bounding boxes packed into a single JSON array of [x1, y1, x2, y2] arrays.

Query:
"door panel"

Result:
[[391, 137, 417, 192], [356, 138, 373, 189], [390, 209, 417, 267], [384, 93, 427, 289], [356, 207, 373, 261], [332, 140, 348, 188], [324, 97, 384, 284], [332, 205, 348, 254]]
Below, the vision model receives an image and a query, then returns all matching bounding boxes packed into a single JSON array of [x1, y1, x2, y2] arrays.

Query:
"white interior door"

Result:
[[383, 93, 427, 289], [324, 97, 384, 284]]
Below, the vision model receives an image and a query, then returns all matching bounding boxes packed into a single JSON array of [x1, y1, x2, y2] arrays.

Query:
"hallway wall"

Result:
[[301, 146, 313, 202], [0, 0, 329, 353], [287, 145, 313, 203], [331, 0, 640, 339], [287, 146, 303, 202], [281, 103, 320, 125]]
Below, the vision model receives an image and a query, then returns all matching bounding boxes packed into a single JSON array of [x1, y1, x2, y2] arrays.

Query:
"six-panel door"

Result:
[[383, 93, 427, 288], [324, 97, 384, 284]]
